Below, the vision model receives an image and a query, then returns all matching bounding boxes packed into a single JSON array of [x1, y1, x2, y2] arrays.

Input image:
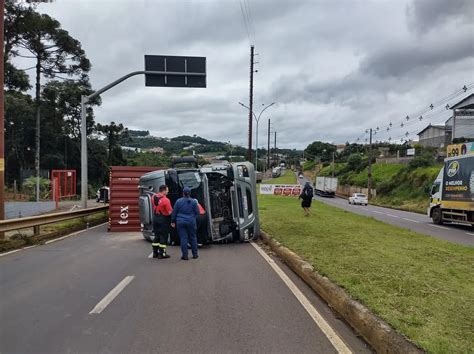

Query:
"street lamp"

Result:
[[239, 101, 276, 171]]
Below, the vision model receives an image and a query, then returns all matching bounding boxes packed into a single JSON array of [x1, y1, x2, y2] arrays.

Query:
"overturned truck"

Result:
[[138, 159, 259, 244]]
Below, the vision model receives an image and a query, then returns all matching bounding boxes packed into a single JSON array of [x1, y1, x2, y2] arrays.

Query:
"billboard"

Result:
[[259, 184, 301, 196], [447, 142, 474, 157], [442, 156, 474, 202]]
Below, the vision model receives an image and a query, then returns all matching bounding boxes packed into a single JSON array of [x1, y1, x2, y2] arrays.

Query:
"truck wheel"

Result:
[[432, 208, 443, 225]]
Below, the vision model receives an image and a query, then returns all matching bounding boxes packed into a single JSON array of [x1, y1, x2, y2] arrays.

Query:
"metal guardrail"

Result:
[[0, 206, 108, 233]]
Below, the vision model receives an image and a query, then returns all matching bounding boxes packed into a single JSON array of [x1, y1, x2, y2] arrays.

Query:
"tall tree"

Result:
[[96, 122, 129, 167], [5, 1, 90, 200]]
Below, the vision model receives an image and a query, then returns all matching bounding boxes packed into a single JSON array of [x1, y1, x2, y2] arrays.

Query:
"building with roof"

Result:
[[450, 93, 474, 140], [417, 122, 452, 148]]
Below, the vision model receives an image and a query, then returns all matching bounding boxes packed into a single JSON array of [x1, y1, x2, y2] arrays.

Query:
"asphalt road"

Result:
[[0, 225, 370, 354], [299, 175, 473, 247]]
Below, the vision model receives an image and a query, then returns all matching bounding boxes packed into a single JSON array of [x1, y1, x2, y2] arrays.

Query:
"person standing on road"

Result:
[[151, 185, 173, 259], [299, 182, 314, 217], [171, 187, 200, 260]]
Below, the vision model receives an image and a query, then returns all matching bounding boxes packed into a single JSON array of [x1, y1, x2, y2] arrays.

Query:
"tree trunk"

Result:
[[35, 55, 41, 202]]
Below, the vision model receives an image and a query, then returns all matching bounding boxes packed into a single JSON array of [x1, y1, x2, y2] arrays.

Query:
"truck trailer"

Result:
[[138, 160, 260, 244], [428, 154, 474, 226], [315, 177, 338, 197]]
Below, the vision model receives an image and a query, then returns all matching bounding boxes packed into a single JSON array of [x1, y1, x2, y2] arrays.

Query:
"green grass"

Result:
[[262, 170, 297, 184], [258, 195, 474, 353]]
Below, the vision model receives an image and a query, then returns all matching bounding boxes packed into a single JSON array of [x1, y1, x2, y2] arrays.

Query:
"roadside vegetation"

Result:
[[303, 150, 443, 213], [258, 194, 474, 353], [262, 170, 297, 184]]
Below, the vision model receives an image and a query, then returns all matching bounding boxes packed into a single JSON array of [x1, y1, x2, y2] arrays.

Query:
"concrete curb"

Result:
[[260, 230, 424, 354]]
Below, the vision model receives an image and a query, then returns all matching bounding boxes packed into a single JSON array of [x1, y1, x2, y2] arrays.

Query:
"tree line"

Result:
[[3, 1, 149, 193]]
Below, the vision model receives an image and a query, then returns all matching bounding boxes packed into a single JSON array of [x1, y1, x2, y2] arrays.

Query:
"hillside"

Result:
[[305, 158, 443, 213]]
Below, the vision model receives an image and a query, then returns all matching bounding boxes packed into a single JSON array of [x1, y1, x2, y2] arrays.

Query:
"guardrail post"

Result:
[[33, 225, 40, 236]]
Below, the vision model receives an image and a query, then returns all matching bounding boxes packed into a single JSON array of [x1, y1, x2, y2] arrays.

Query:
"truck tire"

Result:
[[432, 208, 443, 225]]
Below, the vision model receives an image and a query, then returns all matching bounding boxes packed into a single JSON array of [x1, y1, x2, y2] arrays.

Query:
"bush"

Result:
[[22, 176, 51, 201], [408, 153, 435, 169]]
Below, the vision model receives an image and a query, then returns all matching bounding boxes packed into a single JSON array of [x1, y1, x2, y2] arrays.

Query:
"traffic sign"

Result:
[[144, 55, 206, 88]]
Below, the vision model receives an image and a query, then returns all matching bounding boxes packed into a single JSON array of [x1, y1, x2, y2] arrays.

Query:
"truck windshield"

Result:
[[178, 171, 201, 189]]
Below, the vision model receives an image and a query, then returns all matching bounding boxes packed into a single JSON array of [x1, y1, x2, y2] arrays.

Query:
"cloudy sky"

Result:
[[32, 0, 473, 149]]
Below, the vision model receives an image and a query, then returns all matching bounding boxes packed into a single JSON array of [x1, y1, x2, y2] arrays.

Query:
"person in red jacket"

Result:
[[151, 185, 173, 259], [195, 200, 207, 247]]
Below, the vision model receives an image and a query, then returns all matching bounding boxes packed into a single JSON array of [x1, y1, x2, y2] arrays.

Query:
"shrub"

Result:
[[22, 177, 51, 201]]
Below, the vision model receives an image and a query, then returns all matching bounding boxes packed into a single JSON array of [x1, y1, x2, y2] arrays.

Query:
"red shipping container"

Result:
[[108, 166, 159, 232]]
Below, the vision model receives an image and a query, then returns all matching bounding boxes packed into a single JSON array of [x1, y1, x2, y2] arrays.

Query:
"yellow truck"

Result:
[[428, 152, 474, 226]]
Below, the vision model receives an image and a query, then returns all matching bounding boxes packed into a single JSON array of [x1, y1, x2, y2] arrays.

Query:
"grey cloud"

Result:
[[22, 0, 473, 149], [360, 33, 474, 78], [406, 0, 473, 34]]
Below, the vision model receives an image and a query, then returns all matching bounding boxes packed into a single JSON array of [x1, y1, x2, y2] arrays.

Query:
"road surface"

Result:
[[0, 225, 370, 353], [299, 174, 473, 247]]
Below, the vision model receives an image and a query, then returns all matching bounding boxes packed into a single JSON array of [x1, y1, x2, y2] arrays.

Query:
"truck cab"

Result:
[[428, 154, 474, 226], [138, 161, 259, 244]]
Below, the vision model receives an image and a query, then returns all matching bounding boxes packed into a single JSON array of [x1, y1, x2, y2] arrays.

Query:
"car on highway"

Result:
[[348, 193, 368, 205]]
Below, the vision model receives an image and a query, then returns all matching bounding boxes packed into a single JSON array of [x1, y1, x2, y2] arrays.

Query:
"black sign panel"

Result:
[[144, 55, 206, 88], [442, 156, 474, 202]]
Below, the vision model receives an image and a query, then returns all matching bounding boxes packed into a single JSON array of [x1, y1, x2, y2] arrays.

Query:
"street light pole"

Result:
[[239, 102, 275, 170]]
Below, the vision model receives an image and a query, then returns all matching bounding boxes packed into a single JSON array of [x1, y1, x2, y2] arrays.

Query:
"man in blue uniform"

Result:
[[171, 187, 200, 260]]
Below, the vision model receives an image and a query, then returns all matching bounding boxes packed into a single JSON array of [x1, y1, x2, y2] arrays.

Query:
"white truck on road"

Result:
[[315, 177, 338, 198], [428, 153, 474, 226]]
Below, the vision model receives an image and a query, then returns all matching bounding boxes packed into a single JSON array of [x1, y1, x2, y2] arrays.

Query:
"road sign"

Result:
[[144, 55, 206, 88], [407, 148, 415, 156]]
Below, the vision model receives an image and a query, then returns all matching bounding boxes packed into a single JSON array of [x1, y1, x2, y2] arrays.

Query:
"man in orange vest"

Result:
[[152, 185, 173, 259]]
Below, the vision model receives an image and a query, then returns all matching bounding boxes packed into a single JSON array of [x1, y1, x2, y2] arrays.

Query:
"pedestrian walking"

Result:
[[299, 182, 314, 217], [151, 185, 173, 259], [171, 187, 200, 260]]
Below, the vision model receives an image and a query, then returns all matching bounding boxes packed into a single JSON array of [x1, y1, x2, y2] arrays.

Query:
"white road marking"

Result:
[[466, 232, 474, 236], [148, 252, 154, 258], [371, 210, 384, 214], [45, 223, 107, 244], [0, 248, 23, 257], [89, 275, 135, 314], [361, 208, 370, 211], [402, 218, 420, 223], [385, 214, 400, 218], [251, 242, 352, 354], [429, 224, 450, 230]]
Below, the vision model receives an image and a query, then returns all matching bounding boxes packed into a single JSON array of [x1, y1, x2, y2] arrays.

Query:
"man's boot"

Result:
[[152, 245, 159, 258], [158, 246, 170, 259]]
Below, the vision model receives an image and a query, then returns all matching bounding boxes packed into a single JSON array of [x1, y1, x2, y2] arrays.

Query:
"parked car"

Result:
[[348, 193, 368, 205], [255, 171, 264, 183]]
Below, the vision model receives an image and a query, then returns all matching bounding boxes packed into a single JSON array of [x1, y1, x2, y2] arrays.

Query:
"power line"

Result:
[[353, 84, 474, 144], [243, 0, 256, 41], [239, 0, 252, 45]]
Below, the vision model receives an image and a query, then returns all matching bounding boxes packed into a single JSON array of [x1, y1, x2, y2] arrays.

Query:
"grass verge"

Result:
[[262, 170, 297, 184], [258, 194, 474, 353], [0, 212, 108, 253]]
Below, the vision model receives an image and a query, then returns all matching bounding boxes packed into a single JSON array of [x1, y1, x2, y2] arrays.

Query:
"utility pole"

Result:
[[274, 131, 277, 165], [247, 45, 254, 162], [0, 0, 5, 238], [367, 128, 373, 200], [332, 151, 335, 178], [267, 118, 271, 170]]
